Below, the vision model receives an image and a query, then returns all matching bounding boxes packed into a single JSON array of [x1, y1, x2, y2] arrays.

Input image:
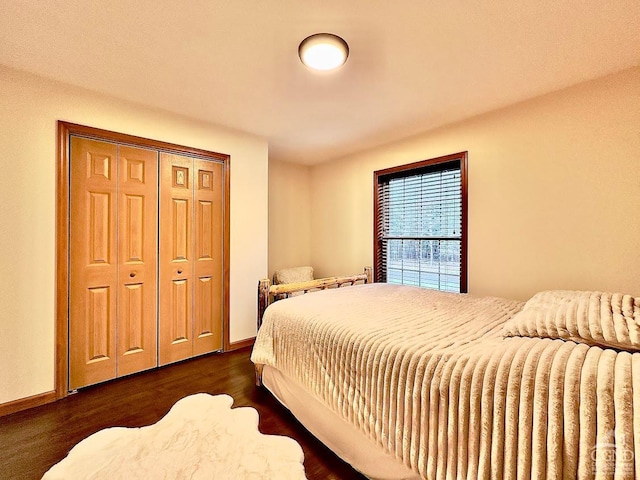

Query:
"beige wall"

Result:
[[310, 67, 640, 300], [268, 160, 312, 278], [0, 66, 268, 404]]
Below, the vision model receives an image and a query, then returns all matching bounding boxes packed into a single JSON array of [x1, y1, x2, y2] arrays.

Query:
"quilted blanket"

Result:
[[251, 283, 639, 479]]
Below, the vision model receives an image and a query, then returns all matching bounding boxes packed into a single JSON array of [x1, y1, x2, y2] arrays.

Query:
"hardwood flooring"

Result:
[[0, 347, 366, 480]]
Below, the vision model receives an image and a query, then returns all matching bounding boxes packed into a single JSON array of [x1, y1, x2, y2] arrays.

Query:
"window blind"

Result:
[[375, 159, 464, 292]]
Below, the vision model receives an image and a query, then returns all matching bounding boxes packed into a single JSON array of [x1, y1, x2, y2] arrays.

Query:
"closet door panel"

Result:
[[69, 137, 118, 389], [116, 146, 158, 376], [193, 160, 223, 355], [170, 278, 191, 341], [159, 153, 194, 365]]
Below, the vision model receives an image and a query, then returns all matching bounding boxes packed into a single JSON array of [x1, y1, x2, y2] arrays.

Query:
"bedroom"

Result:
[[1, 1, 639, 478]]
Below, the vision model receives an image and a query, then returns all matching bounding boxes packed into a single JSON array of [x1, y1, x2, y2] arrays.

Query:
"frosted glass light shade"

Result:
[[298, 33, 349, 71]]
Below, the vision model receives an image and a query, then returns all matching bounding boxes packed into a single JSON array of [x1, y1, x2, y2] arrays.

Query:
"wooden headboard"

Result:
[[257, 266, 373, 329]]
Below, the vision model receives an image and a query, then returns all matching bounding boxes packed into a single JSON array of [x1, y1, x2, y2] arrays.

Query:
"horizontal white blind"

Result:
[[377, 164, 462, 292]]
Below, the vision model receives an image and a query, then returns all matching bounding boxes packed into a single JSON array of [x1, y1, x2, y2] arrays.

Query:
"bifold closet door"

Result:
[[69, 138, 117, 389], [159, 154, 194, 365], [116, 146, 158, 377], [69, 137, 158, 389], [159, 153, 223, 365], [192, 159, 224, 356]]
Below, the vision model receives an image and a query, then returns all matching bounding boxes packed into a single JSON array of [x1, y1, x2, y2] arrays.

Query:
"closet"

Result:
[[159, 153, 223, 365], [68, 134, 226, 390], [69, 138, 158, 389]]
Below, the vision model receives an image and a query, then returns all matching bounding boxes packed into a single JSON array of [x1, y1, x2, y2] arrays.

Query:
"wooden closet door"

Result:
[[116, 146, 158, 376], [159, 153, 194, 365], [193, 160, 224, 355], [69, 138, 118, 389]]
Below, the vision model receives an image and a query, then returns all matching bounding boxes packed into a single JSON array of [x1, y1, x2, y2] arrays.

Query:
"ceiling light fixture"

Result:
[[298, 33, 349, 72]]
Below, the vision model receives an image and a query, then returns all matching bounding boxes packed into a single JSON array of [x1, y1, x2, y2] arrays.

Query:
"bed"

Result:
[[251, 275, 640, 480]]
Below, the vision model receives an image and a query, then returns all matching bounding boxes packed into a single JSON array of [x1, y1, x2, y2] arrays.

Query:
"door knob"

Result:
[[129, 272, 136, 278], [177, 269, 183, 274]]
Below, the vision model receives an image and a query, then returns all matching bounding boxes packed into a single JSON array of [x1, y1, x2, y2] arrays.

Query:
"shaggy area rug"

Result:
[[42, 393, 306, 479]]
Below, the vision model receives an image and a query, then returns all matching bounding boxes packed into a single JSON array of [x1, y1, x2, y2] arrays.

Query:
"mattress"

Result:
[[251, 283, 640, 479], [262, 365, 420, 480]]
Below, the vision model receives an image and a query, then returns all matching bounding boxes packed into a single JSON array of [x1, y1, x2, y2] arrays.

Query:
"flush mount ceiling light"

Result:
[[298, 33, 349, 72]]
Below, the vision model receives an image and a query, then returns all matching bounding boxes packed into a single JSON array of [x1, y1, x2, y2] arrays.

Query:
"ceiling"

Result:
[[1, 1, 639, 165]]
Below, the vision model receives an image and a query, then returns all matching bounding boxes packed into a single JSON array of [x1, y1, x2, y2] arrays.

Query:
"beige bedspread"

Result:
[[251, 283, 640, 479]]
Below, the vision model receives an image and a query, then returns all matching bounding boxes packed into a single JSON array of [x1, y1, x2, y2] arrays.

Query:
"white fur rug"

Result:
[[42, 393, 306, 479]]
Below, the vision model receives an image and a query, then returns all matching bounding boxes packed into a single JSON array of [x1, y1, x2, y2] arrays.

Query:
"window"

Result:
[[374, 152, 467, 293]]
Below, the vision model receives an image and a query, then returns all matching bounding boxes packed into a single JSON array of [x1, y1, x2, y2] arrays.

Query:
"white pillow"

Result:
[[273, 266, 314, 285]]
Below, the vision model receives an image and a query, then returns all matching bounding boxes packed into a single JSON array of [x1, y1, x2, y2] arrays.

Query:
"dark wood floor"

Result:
[[0, 347, 366, 480]]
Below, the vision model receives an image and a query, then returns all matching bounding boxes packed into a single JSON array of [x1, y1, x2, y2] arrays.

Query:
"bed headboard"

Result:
[[257, 266, 373, 329]]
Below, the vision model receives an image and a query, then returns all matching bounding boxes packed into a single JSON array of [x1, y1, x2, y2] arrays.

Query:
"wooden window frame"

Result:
[[56, 121, 231, 399], [373, 151, 468, 293]]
